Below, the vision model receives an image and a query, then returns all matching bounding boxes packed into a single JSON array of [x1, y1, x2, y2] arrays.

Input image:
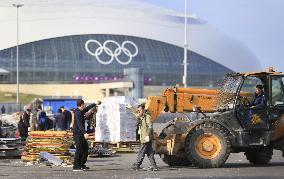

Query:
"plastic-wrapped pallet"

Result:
[[95, 96, 138, 142]]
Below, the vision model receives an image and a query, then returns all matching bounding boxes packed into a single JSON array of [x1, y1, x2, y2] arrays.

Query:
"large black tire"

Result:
[[245, 149, 273, 165], [185, 122, 231, 168], [161, 154, 191, 166]]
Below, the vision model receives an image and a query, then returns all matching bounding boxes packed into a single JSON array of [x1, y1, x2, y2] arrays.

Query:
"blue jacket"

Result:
[[251, 92, 267, 109]]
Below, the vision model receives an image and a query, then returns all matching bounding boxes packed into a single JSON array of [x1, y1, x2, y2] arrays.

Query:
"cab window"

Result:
[[271, 76, 284, 106], [239, 76, 263, 102]]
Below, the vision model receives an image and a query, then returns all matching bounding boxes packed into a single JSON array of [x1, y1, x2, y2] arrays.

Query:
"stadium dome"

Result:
[[0, 0, 262, 86]]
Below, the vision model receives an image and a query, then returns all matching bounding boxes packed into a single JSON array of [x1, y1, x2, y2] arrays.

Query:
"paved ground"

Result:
[[0, 150, 284, 179]]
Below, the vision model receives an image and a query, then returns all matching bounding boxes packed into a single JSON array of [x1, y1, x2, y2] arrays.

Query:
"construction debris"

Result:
[[39, 152, 64, 166], [21, 131, 73, 165], [0, 138, 23, 158], [0, 114, 19, 138], [0, 113, 20, 127], [88, 145, 115, 157]]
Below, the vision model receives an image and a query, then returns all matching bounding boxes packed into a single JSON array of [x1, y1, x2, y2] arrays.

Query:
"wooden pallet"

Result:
[[28, 131, 73, 139], [22, 131, 73, 163], [21, 154, 70, 162]]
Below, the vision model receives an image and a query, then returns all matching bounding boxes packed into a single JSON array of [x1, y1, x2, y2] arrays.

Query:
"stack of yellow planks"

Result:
[[21, 131, 73, 163]]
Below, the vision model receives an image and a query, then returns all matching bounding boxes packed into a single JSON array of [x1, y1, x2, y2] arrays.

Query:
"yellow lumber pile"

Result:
[[21, 131, 73, 163]]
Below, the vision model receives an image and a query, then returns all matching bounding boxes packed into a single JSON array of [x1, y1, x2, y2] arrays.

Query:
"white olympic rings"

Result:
[[85, 39, 138, 65]]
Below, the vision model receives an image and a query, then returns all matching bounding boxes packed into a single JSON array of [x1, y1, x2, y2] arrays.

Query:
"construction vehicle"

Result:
[[146, 67, 284, 168]]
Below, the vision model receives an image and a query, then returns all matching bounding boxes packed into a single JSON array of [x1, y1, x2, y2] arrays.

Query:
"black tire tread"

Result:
[[185, 122, 231, 168], [161, 154, 191, 166]]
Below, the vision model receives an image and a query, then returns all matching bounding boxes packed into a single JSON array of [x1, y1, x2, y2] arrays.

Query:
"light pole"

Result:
[[183, 0, 188, 88], [12, 4, 24, 105]]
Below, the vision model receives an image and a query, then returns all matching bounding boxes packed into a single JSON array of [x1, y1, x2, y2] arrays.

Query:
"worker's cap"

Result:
[[256, 84, 264, 89], [60, 106, 65, 109]]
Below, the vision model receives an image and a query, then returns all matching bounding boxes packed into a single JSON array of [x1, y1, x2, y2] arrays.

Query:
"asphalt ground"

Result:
[[0, 150, 284, 179]]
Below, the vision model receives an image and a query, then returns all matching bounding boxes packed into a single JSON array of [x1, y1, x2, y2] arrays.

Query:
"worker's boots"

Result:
[[131, 163, 158, 171], [131, 163, 142, 171], [148, 158, 158, 171]]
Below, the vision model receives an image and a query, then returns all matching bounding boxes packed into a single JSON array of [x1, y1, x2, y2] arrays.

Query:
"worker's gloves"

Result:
[[145, 136, 150, 142], [84, 133, 89, 139], [250, 106, 256, 109], [28, 127, 31, 131]]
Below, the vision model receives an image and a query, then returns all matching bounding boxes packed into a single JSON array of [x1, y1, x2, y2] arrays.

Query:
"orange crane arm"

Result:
[[145, 87, 218, 122]]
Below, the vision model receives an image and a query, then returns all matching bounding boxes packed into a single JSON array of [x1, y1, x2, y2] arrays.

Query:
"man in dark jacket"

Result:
[[60, 106, 72, 130], [73, 99, 98, 171], [36, 105, 48, 131], [1, 105, 5, 114], [18, 108, 32, 140], [54, 109, 65, 131], [245, 84, 267, 126], [250, 84, 267, 109]]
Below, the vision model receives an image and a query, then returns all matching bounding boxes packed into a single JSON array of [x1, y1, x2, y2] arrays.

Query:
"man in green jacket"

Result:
[[132, 103, 158, 171]]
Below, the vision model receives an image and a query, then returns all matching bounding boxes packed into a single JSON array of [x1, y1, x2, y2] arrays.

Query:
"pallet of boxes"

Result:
[[90, 96, 140, 155], [21, 131, 73, 165]]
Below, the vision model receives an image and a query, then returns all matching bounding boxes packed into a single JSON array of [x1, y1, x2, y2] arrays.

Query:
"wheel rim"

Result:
[[195, 133, 222, 159]]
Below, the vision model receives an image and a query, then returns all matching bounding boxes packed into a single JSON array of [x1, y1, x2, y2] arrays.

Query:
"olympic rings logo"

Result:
[[85, 39, 138, 65]]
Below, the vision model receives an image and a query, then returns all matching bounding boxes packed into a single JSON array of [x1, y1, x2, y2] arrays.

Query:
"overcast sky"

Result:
[[144, 0, 284, 72]]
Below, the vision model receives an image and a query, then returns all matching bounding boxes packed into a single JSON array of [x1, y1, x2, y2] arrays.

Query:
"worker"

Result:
[[131, 103, 158, 171], [245, 84, 267, 126], [54, 108, 65, 131], [36, 105, 48, 131], [18, 107, 32, 140], [1, 105, 5, 114], [60, 106, 72, 130], [73, 99, 98, 172], [250, 84, 267, 109], [85, 101, 101, 133], [85, 107, 97, 133]]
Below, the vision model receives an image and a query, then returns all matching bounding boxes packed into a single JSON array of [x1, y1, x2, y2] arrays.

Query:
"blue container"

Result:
[[43, 97, 81, 113]]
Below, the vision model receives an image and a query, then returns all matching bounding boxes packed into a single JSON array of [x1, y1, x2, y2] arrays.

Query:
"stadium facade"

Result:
[[0, 0, 262, 86]]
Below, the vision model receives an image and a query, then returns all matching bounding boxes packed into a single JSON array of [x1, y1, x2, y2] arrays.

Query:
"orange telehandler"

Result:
[[145, 68, 284, 168]]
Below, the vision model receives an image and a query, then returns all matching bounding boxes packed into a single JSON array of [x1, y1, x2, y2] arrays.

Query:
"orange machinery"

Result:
[[146, 87, 218, 122]]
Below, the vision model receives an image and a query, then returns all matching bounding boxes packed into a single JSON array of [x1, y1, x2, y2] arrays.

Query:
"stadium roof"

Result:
[[0, 0, 262, 72]]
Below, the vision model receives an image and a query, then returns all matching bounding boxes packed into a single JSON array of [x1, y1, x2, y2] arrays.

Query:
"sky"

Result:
[[144, 0, 284, 72]]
